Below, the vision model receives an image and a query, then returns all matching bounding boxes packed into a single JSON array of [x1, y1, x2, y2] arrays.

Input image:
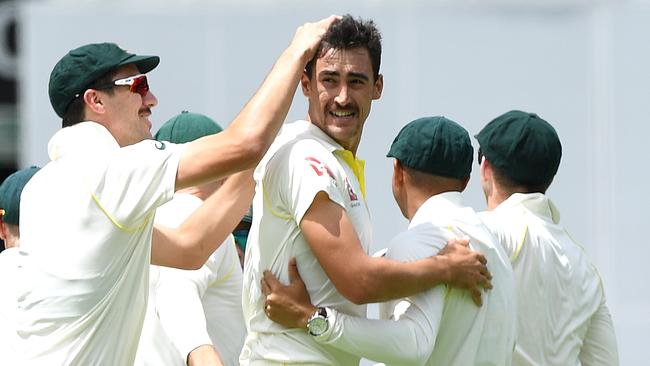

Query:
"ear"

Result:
[[392, 159, 404, 187], [83, 89, 107, 115], [480, 158, 492, 183], [0, 220, 8, 242], [373, 74, 383, 100], [300, 72, 312, 97]]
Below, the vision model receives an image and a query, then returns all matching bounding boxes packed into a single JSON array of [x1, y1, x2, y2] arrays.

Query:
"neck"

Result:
[[405, 185, 458, 221]]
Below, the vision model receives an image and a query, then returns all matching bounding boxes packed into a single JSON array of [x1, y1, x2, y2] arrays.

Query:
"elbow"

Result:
[[339, 274, 376, 305], [175, 236, 209, 270], [235, 132, 270, 169]]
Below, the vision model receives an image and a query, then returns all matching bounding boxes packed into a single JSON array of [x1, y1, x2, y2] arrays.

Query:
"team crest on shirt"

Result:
[[154, 141, 166, 150], [345, 177, 360, 206], [305, 157, 336, 181]]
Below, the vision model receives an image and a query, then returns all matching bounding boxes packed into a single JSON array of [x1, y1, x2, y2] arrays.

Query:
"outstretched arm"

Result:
[[299, 192, 491, 305], [175, 15, 340, 190]]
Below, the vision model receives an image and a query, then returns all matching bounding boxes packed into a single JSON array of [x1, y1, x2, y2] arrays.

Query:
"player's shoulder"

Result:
[[386, 224, 449, 262]]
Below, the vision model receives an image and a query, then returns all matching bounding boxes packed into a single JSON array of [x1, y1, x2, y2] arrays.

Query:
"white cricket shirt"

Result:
[[241, 120, 372, 365], [479, 193, 618, 366], [136, 193, 245, 366], [15, 122, 184, 365], [314, 192, 516, 366]]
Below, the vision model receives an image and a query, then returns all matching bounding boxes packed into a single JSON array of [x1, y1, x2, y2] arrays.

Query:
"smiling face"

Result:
[[96, 64, 158, 147], [301, 47, 383, 153]]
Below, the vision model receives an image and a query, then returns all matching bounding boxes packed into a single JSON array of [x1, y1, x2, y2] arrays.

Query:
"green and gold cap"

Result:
[[475, 110, 562, 185], [0, 166, 41, 226], [49, 42, 159, 118], [155, 111, 223, 144], [387, 116, 473, 178]]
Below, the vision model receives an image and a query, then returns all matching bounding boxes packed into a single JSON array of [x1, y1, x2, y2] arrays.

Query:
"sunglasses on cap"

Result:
[[93, 74, 150, 97]]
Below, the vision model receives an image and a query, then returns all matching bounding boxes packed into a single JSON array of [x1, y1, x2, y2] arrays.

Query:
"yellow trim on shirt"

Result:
[[208, 261, 237, 288], [564, 228, 606, 296], [336, 150, 366, 199], [262, 185, 292, 220], [510, 225, 528, 263], [90, 191, 152, 232]]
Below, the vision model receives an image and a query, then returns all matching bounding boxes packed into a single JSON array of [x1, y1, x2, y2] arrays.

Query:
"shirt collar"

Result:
[[409, 191, 464, 228], [48, 122, 120, 162], [494, 192, 561, 224], [290, 121, 367, 198]]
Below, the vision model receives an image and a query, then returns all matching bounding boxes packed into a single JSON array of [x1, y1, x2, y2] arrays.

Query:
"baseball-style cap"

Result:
[[49, 42, 160, 118], [0, 166, 41, 226], [387, 116, 473, 179], [475, 110, 562, 185], [154, 111, 223, 143]]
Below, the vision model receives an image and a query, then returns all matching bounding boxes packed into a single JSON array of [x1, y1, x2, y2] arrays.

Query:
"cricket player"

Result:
[[261, 116, 517, 366], [241, 16, 492, 365], [0, 166, 40, 364], [135, 111, 245, 366], [476, 110, 619, 365], [13, 15, 338, 365]]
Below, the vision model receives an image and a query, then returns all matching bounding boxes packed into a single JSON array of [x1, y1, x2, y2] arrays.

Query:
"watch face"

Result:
[[308, 317, 328, 336]]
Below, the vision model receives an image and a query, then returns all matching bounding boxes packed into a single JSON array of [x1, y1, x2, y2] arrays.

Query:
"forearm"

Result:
[[152, 170, 254, 269], [176, 49, 307, 189], [315, 308, 434, 365], [175, 17, 337, 190], [346, 255, 450, 304]]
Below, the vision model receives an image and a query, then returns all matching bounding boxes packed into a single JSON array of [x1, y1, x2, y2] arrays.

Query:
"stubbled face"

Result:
[[100, 64, 158, 147], [302, 47, 383, 153]]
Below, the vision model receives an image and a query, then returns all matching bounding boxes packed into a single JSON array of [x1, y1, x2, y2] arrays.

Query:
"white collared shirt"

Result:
[[241, 120, 372, 365], [480, 193, 619, 366], [15, 122, 184, 365], [312, 192, 516, 366]]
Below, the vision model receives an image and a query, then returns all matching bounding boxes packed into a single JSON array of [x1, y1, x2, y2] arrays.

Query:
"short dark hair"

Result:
[[305, 15, 382, 81], [491, 163, 552, 194], [62, 70, 118, 128]]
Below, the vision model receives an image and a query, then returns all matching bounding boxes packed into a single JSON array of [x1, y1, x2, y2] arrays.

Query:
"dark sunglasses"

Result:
[[94, 74, 150, 97], [477, 148, 484, 165]]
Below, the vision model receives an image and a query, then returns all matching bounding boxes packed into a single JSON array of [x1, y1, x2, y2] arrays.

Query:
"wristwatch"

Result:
[[307, 307, 330, 336]]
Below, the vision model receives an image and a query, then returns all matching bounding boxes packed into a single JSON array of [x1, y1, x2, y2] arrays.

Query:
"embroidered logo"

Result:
[[154, 141, 166, 150], [305, 157, 335, 180], [345, 177, 358, 202]]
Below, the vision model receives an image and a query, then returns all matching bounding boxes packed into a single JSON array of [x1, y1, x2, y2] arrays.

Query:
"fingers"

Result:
[[261, 276, 271, 297], [262, 270, 282, 290], [476, 253, 487, 265], [288, 257, 302, 284], [470, 288, 483, 307], [317, 14, 342, 27]]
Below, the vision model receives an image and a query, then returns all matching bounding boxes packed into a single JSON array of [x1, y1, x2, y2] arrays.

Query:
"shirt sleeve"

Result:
[[265, 139, 346, 225], [95, 140, 185, 225], [314, 285, 445, 366], [578, 297, 619, 366], [155, 261, 214, 361]]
